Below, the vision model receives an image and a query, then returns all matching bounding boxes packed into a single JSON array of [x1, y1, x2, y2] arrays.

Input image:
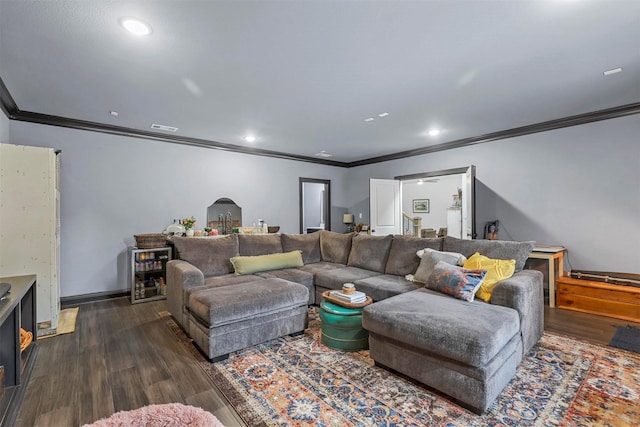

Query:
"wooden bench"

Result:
[[557, 276, 640, 322]]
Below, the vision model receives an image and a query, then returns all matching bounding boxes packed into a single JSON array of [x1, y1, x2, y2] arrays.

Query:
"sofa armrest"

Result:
[[491, 270, 544, 356], [166, 259, 205, 329]]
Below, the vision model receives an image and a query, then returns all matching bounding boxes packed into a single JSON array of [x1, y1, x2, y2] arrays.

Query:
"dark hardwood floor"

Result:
[[544, 305, 640, 346], [15, 298, 246, 427], [15, 298, 640, 427]]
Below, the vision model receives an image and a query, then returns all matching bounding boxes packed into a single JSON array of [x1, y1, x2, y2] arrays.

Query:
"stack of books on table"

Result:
[[329, 290, 367, 304]]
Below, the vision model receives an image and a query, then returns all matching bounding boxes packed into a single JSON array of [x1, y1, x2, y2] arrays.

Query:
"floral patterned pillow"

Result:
[[425, 261, 487, 302]]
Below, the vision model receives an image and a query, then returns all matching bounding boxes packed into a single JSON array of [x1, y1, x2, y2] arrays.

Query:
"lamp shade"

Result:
[[343, 213, 354, 224]]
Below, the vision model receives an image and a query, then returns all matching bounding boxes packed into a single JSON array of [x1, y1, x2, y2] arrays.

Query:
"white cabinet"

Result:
[[447, 207, 462, 239], [0, 144, 60, 333]]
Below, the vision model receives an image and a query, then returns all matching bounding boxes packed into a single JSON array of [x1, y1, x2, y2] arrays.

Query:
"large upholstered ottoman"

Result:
[[362, 288, 523, 413], [187, 278, 309, 361]]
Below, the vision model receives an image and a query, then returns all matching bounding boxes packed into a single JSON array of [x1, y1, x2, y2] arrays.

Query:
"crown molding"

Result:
[[1, 75, 638, 168], [10, 109, 350, 167], [348, 102, 640, 167]]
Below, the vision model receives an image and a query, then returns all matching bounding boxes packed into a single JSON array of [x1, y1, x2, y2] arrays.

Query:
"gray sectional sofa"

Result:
[[166, 230, 543, 413]]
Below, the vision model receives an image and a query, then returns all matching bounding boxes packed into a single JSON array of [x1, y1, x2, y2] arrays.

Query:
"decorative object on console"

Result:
[[182, 216, 196, 237], [183, 216, 196, 228], [207, 198, 242, 234], [164, 220, 185, 236]]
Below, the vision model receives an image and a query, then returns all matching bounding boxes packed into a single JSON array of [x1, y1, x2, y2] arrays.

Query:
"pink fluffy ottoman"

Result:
[[83, 403, 225, 427]]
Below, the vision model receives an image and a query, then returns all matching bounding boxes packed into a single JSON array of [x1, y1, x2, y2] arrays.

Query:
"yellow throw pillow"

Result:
[[230, 250, 304, 275], [463, 252, 516, 302]]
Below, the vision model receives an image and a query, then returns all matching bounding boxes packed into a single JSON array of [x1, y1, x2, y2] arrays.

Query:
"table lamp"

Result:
[[343, 213, 355, 232]]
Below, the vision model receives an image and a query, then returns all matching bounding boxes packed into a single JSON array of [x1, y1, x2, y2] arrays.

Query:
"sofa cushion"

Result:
[[354, 274, 421, 301], [347, 234, 394, 273], [171, 235, 238, 276], [425, 261, 487, 302], [281, 233, 321, 264], [384, 236, 443, 276], [298, 261, 348, 275], [315, 266, 382, 292], [238, 233, 283, 256], [362, 288, 520, 367], [256, 268, 315, 304], [320, 231, 353, 264], [464, 252, 516, 302], [230, 251, 303, 275], [443, 236, 535, 271], [412, 248, 467, 284], [188, 278, 308, 328]]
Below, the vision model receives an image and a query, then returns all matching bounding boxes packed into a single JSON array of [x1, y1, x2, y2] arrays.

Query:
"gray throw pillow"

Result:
[[320, 231, 353, 264], [347, 234, 394, 273], [384, 235, 443, 276], [443, 236, 535, 271], [171, 234, 239, 276], [238, 234, 283, 256], [281, 233, 321, 264], [413, 248, 467, 284]]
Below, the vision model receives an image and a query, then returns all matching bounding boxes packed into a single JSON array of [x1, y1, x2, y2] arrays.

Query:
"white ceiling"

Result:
[[1, 0, 638, 163]]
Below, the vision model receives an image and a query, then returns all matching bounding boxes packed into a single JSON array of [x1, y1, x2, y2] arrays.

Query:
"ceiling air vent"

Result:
[[150, 123, 178, 132]]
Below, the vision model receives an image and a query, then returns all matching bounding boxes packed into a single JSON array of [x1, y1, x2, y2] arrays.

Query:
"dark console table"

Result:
[[0, 275, 38, 427]]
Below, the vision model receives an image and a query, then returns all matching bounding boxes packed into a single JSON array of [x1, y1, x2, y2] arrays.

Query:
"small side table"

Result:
[[525, 248, 566, 308], [319, 297, 371, 352]]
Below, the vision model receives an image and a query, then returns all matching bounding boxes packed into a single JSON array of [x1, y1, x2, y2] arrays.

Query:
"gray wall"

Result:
[[345, 114, 640, 273], [10, 121, 347, 297], [7, 113, 640, 297], [0, 112, 8, 142]]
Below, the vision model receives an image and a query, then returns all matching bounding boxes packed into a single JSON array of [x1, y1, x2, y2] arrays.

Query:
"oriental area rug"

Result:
[[160, 310, 640, 426]]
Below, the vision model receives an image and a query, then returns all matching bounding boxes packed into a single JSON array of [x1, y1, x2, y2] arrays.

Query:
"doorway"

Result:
[[395, 166, 476, 239], [299, 178, 331, 234]]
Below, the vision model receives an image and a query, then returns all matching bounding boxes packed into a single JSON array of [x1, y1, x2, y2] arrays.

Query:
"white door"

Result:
[[369, 179, 401, 235]]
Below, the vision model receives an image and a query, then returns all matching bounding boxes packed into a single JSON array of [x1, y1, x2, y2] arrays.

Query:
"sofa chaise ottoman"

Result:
[[362, 237, 543, 413], [187, 277, 308, 361]]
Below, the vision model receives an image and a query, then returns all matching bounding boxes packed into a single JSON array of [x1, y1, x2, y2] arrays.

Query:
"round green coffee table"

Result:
[[319, 299, 370, 351]]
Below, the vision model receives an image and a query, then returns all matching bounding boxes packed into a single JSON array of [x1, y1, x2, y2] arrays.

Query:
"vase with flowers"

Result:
[[183, 216, 196, 237]]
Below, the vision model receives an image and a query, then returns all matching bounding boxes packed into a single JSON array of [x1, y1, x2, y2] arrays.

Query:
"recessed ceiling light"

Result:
[[110, 111, 119, 116], [244, 135, 256, 143], [603, 67, 622, 76], [120, 18, 152, 36], [417, 179, 424, 185], [314, 151, 333, 158], [428, 129, 441, 136], [364, 117, 375, 122], [378, 112, 390, 118]]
